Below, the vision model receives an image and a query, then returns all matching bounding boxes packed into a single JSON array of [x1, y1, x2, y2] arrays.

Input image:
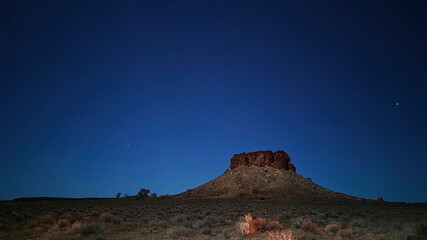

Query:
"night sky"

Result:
[[1, 1, 426, 202]]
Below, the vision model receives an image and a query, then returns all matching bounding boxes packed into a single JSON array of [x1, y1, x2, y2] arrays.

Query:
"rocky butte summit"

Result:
[[180, 150, 358, 200], [230, 150, 296, 172]]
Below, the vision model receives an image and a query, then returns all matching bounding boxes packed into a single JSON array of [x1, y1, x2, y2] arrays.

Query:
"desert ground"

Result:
[[1, 196, 426, 240]]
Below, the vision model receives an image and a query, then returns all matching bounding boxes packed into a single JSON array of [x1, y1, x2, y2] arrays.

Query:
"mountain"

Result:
[[180, 150, 360, 200]]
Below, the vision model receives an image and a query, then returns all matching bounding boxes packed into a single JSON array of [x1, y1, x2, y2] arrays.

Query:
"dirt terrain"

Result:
[[0, 197, 427, 240], [180, 165, 358, 200]]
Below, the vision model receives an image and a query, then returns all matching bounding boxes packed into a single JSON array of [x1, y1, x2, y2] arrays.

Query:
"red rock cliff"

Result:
[[229, 150, 296, 172]]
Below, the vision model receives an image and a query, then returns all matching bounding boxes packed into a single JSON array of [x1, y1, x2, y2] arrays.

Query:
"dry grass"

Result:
[[267, 230, 294, 240], [239, 214, 282, 236], [267, 220, 283, 231], [0, 197, 426, 240], [239, 214, 252, 235]]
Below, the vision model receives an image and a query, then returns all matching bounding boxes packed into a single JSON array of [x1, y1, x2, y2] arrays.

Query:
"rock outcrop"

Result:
[[179, 150, 360, 200], [230, 150, 296, 172]]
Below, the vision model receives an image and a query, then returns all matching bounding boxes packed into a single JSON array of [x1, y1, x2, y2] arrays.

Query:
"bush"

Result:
[[325, 221, 341, 233], [338, 228, 353, 238], [0, 223, 6, 230], [201, 226, 212, 235], [39, 213, 54, 224], [69, 222, 102, 235], [266, 220, 283, 231], [167, 226, 191, 238], [100, 212, 122, 224], [350, 218, 366, 228], [301, 221, 318, 233], [201, 216, 214, 227], [11, 211, 24, 221], [57, 218, 70, 228], [137, 188, 150, 198], [238, 214, 282, 236], [171, 214, 186, 223], [414, 221, 427, 239]]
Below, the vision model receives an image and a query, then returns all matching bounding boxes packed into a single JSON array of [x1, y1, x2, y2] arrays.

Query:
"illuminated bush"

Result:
[[301, 220, 318, 233], [238, 214, 283, 236]]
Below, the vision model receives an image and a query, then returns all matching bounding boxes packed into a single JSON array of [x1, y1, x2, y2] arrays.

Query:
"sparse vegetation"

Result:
[[0, 197, 426, 240]]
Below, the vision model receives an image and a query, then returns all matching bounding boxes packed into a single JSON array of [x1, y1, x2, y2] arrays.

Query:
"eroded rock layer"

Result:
[[230, 150, 295, 172]]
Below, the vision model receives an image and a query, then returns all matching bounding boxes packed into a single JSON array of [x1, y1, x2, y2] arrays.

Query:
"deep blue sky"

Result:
[[1, 1, 426, 202]]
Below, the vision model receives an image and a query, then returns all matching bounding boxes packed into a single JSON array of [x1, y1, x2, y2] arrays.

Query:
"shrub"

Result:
[[34, 226, 45, 232], [414, 221, 427, 239], [266, 220, 283, 231], [201, 226, 212, 235], [338, 228, 353, 238], [239, 214, 252, 235], [57, 218, 70, 228], [201, 215, 214, 227], [350, 218, 366, 228], [171, 214, 186, 223], [116, 192, 121, 198], [325, 221, 341, 233], [0, 223, 6, 230], [290, 219, 301, 229], [39, 213, 54, 224], [69, 222, 102, 235], [222, 228, 232, 238], [100, 212, 113, 222], [100, 212, 122, 224], [167, 226, 191, 238], [267, 230, 294, 240], [301, 221, 318, 233], [252, 217, 268, 233], [182, 220, 192, 228], [238, 214, 281, 236], [83, 215, 91, 222], [137, 188, 150, 198], [11, 211, 24, 221]]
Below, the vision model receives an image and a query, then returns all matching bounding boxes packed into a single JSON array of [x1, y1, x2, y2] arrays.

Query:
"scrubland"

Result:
[[0, 197, 426, 240]]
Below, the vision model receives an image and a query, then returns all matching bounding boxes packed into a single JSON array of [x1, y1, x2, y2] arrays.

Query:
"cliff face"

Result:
[[230, 150, 296, 172]]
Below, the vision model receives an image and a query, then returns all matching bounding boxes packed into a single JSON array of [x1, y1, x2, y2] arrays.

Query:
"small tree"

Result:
[[150, 193, 157, 198], [137, 188, 150, 198], [116, 192, 121, 198]]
